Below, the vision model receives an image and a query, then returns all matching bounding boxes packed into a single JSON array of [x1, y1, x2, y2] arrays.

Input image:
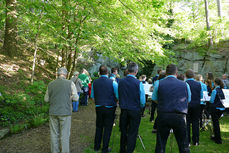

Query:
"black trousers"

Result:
[[119, 109, 141, 153], [150, 102, 158, 121], [94, 106, 116, 153], [211, 109, 223, 143], [187, 105, 200, 144], [200, 104, 205, 128], [153, 116, 158, 129], [141, 95, 148, 116], [155, 113, 190, 153]]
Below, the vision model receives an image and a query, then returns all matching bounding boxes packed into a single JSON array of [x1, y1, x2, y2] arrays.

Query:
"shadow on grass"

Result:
[[84, 110, 229, 153]]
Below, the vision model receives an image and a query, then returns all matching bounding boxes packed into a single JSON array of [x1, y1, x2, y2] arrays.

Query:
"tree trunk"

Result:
[[69, 47, 79, 78], [31, 37, 38, 84], [61, 48, 65, 67], [3, 0, 17, 57], [217, 0, 222, 18], [55, 45, 59, 78], [204, 0, 213, 47], [66, 47, 72, 78]]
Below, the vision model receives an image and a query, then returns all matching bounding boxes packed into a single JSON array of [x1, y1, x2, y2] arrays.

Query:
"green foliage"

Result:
[[10, 123, 29, 134], [0, 81, 49, 130], [25, 81, 46, 105], [30, 113, 48, 128]]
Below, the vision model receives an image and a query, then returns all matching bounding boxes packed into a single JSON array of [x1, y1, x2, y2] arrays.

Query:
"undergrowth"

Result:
[[0, 81, 49, 134]]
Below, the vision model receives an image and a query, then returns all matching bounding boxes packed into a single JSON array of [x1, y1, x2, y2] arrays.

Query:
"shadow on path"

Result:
[[0, 102, 96, 153]]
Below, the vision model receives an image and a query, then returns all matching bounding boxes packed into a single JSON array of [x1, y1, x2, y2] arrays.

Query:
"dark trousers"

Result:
[[155, 113, 190, 153], [187, 105, 200, 144], [141, 95, 148, 116], [200, 104, 207, 128], [94, 107, 116, 153], [211, 109, 223, 143], [150, 102, 157, 121], [153, 116, 158, 129], [119, 109, 141, 153], [80, 87, 88, 106]]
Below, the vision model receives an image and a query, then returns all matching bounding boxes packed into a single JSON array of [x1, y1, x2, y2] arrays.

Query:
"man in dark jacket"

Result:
[[185, 69, 203, 146], [119, 62, 145, 153], [91, 65, 118, 153], [152, 64, 191, 153]]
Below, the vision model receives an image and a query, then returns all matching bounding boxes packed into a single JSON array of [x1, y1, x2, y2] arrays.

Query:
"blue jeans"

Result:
[[73, 93, 81, 112]]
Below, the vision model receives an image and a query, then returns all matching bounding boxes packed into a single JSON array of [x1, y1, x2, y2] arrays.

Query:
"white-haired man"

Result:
[[45, 67, 78, 153]]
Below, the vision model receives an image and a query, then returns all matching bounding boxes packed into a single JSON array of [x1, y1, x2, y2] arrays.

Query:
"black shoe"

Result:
[[193, 142, 199, 146], [215, 141, 222, 144], [210, 136, 216, 141], [152, 129, 157, 133], [108, 148, 112, 152], [94, 148, 100, 152], [102, 148, 112, 153]]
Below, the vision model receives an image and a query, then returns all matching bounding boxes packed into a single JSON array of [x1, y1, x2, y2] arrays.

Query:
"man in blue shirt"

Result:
[[152, 69, 162, 84], [222, 74, 229, 89], [185, 69, 203, 146], [119, 62, 145, 153], [91, 65, 119, 153], [109, 67, 119, 83], [152, 64, 191, 153]]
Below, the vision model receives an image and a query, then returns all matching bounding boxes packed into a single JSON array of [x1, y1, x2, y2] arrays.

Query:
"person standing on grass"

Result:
[[71, 71, 83, 112], [185, 69, 203, 146], [78, 69, 90, 106], [209, 78, 225, 144], [44, 67, 79, 153], [91, 65, 119, 153], [151, 70, 166, 133], [195, 74, 208, 130], [109, 67, 119, 82], [141, 75, 148, 117], [152, 69, 162, 84], [152, 64, 191, 153], [118, 62, 145, 153], [222, 74, 229, 89]]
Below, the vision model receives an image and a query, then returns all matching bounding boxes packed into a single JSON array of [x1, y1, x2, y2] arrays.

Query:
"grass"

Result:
[[84, 109, 229, 153]]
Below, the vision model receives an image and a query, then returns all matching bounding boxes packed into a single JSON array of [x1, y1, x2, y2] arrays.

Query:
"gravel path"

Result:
[[0, 103, 96, 153]]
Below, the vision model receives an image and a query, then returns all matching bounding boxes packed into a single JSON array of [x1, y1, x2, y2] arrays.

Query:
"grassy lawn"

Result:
[[84, 109, 229, 153]]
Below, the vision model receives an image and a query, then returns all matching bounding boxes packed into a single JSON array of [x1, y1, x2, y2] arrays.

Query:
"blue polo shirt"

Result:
[[200, 81, 208, 105], [152, 75, 191, 102], [91, 75, 118, 108], [210, 86, 225, 111]]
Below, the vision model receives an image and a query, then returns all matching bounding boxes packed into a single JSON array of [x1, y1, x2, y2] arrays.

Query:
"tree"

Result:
[[216, 0, 222, 18], [3, 0, 17, 57], [204, 0, 213, 47]]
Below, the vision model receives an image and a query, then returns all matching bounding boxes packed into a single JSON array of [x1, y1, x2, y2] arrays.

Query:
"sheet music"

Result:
[[143, 83, 153, 97], [222, 89, 229, 108], [201, 91, 211, 102]]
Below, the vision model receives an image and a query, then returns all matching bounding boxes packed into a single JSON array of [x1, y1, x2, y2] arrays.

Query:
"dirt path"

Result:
[[0, 103, 96, 153]]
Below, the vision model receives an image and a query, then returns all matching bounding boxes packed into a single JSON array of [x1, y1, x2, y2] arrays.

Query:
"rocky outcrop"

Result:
[[174, 50, 229, 77], [0, 128, 9, 139]]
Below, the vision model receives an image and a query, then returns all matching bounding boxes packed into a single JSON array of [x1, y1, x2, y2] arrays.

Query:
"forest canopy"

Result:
[[0, 0, 229, 77]]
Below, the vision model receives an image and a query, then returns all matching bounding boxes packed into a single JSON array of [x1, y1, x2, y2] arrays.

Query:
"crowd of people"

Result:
[[44, 63, 229, 153]]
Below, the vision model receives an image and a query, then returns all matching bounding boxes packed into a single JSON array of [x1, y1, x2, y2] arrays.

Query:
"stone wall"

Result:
[[89, 47, 229, 79], [175, 50, 229, 78], [152, 50, 229, 78]]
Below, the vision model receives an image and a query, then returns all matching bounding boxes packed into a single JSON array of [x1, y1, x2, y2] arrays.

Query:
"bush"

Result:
[[0, 81, 49, 131], [10, 123, 29, 134], [30, 114, 48, 128]]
